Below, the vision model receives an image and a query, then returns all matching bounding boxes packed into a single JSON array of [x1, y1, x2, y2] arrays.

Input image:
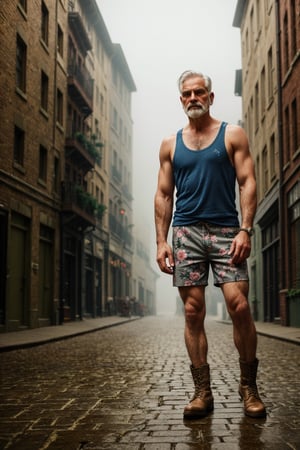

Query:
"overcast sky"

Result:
[[97, 0, 242, 314]]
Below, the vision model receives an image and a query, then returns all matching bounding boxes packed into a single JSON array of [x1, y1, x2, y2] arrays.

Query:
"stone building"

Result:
[[107, 43, 136, 314]]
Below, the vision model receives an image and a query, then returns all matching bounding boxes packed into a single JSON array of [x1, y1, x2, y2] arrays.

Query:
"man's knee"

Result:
[[179, 286, 206, 324], [184, 300, 205, 327], [222, 283, 250, 317]]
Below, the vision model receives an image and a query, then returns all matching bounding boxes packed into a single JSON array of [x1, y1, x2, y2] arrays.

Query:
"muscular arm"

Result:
[[226, 125, 257, 264], [154, 136, 175, 274]]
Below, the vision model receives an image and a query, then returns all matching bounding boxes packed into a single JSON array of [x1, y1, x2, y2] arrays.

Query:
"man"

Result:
[[154, 70, 266, 420]]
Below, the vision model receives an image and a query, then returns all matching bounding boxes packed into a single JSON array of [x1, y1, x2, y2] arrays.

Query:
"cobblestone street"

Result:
[[0, 316, 300, 450]]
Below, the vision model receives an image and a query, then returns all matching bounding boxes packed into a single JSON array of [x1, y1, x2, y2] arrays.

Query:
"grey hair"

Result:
[[178, 70, 212, 93]]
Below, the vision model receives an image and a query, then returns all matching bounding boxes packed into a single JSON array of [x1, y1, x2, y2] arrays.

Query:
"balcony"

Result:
[[68, 62, 93, 116], [65, 127, 102, 174], [109, 214, 133, 248], [62, 182, 96, 230], [68, 12, 92, 55]]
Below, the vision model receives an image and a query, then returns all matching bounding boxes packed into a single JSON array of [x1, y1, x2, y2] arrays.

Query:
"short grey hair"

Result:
[[178, 70, 212, 93]]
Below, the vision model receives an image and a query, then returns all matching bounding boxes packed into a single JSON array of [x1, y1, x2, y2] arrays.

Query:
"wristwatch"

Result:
[[239, 227, 254, 236]]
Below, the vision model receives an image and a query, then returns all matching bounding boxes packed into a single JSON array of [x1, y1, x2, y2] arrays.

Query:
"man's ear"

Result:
[[209, 92, 214, 105]]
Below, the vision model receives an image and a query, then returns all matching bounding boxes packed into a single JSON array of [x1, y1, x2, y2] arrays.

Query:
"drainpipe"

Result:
[[275, 0, 289, 325], [53, 0, 65, 325], [275, 0, 285, 291]]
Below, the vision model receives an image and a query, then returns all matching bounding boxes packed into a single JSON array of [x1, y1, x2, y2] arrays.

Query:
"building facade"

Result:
[[0, 0, 68, 330], [233, 0, 300, 326], [108, 44, 136, 315], [0, 0, 157, 332], [277, 0, 300, 326]]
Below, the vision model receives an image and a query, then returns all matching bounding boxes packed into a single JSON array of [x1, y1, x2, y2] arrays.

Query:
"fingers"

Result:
[[229, 236, 251, 264], [157, 257, 174, 274], [156, 246, 174, 274]]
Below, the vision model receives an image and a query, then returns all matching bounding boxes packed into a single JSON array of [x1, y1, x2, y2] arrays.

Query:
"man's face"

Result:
[[180, 76, 213, 119]]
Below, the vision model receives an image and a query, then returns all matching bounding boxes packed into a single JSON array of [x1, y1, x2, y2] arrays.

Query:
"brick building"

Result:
[[0, 0, 157, 332], [233, 0, 300, 326], [277, 0, 300, 326], [0, 0, 68, 330]]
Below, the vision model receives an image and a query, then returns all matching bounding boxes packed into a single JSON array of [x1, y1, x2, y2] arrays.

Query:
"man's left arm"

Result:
[[226, 125, 257, 264]]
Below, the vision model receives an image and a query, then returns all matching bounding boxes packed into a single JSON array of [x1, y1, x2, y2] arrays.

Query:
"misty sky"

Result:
[[97, 0, 242, 313]]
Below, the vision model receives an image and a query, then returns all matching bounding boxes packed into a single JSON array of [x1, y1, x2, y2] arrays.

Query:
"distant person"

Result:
[[154, 70, 266, 419]]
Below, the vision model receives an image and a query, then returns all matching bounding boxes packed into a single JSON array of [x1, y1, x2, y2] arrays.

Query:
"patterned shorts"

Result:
[[172, 222, 249, 287]]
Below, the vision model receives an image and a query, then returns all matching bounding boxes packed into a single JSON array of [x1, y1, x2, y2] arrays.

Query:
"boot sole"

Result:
[[239, 392, 266, 418], [244, 409, 267, 418], [183, 405, 214, 420]]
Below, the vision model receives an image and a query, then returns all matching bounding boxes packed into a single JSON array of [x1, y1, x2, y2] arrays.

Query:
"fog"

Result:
[[97, 0, 242, 314]]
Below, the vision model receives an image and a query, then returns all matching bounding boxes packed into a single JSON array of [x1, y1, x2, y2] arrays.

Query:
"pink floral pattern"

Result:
[[172, 224, 248, 287]]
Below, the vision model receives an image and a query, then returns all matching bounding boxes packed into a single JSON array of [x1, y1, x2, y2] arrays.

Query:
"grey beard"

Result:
[[186, 105, 208, 119]]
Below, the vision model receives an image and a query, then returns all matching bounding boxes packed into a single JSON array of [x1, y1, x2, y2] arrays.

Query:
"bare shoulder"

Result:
[[225, 124, 249, 149], [159, 132, 177, 161]]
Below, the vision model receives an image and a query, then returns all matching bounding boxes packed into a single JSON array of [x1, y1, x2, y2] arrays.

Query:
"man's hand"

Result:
[[156, 242, 174, 274], [229, 231, 251, 265]]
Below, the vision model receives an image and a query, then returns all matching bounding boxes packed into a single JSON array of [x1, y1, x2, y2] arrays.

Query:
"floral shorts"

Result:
[[172, 223, 249, 287]]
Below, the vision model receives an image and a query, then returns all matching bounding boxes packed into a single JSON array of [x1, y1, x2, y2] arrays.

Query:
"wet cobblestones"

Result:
[[0, 316, 300, 449]]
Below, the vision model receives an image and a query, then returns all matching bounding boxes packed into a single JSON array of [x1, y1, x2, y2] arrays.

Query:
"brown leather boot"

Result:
[[239, 358, 266, 418], [183, 364, 214, 419]]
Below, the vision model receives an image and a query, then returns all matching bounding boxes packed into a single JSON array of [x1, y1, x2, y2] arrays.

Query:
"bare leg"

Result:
[[179, 285, 207, 367], [221, 281, 257, 362], [221, 281, 266, 417], [179, 285, 214, 419]]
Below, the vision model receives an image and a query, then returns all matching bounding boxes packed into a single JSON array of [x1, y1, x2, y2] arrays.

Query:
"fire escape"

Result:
[[62, 11, 95, 230]]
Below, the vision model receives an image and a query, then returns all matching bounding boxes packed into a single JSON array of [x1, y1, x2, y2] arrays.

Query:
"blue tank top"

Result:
[[172, 122, 239, 227]]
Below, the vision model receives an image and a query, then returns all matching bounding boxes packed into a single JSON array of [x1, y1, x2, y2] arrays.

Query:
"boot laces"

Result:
[[247, 384, 260, 400]]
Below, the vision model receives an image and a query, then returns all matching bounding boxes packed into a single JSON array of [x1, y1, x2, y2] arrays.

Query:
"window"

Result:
[[270, 133, 275, 179], [100, 93, 104, 115], [256, 0, 260, 33], [249, 7, 254, 49], [292, 99, 298, 154], [39, 145, 47, 182], [256, 155, 260, 200], [41, 1, 49, 46], [16, 34, 27, 92], [254, 82, 259, 131], [113, 107, 118, 130], [57, 25, 64, 57], [290, 0, 297, 58], [53, 156, 60, 193], [262, 146, 268, 193], [19, 0, 27, 12], [14, 126, 25, 166], [41, 71, 49, 112], [260, 67, 266, 119], [267, 46, 274, 102], [284, 105, 290, 163], [283, 12, 289, 72], [56, 89, 63, 125]]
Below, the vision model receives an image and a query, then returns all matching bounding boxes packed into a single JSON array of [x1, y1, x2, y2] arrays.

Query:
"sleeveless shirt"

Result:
[[172, 122, 239, 227]]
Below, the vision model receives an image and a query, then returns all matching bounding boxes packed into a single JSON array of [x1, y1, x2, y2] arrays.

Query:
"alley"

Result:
[[0, 316, 299, 450]]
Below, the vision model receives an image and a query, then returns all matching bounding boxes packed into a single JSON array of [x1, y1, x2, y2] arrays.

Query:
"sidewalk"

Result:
[[0, 315, 299, 352], [0, 316, 141, 352], [220, 318, 300, 346]]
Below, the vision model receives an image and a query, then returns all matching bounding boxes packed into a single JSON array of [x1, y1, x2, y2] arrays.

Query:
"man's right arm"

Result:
[[154, 136, 175, 274]]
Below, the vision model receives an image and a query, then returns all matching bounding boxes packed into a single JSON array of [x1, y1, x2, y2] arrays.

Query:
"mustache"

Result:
[[187, 102, 204, 110]]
